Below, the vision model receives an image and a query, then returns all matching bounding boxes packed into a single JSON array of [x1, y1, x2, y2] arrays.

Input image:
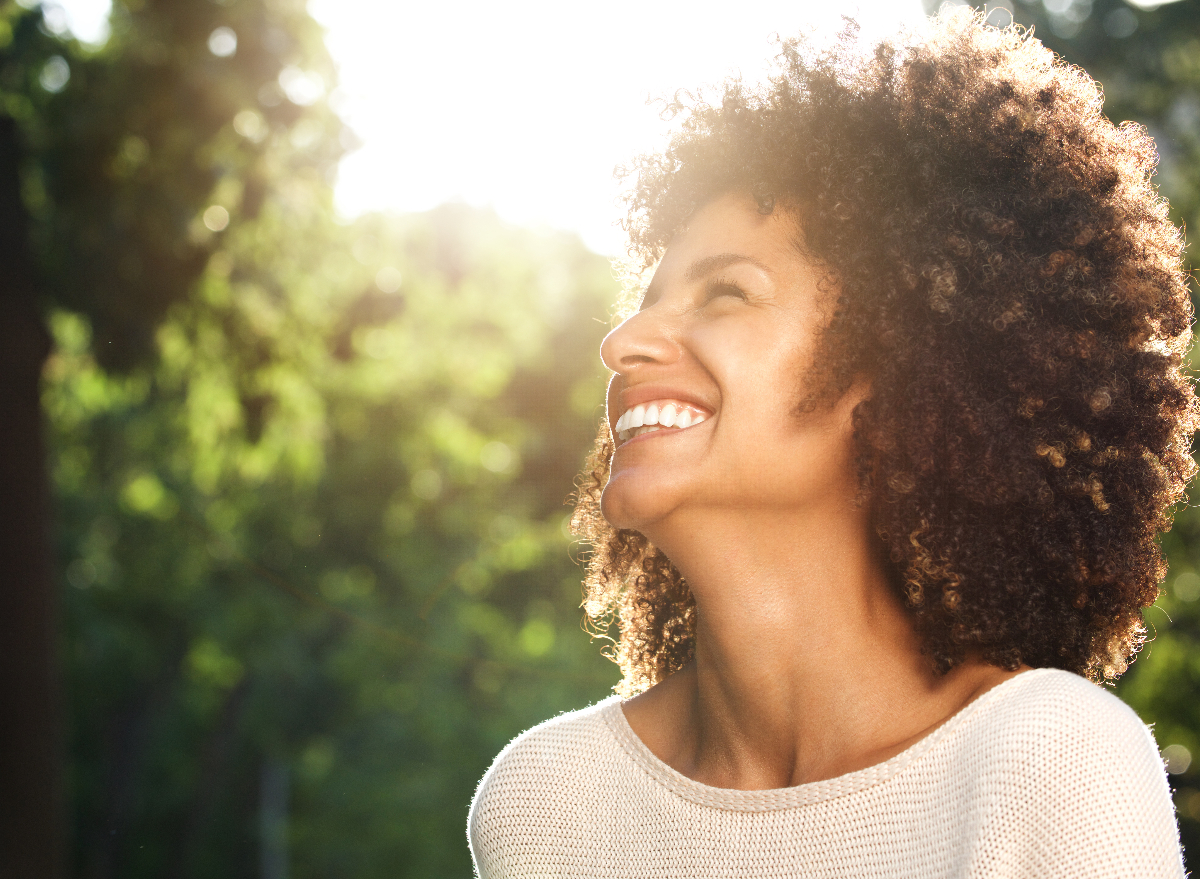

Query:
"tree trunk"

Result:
[[0, 114, 64, 879]]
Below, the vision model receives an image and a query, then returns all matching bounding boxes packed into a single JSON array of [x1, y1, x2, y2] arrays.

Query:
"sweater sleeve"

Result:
[[967, 675, 1185, 879]]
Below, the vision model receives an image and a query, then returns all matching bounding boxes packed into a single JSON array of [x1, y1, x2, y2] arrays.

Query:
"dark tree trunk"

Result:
[[169, 679, 250, 879], [0, 115, 64, 879]]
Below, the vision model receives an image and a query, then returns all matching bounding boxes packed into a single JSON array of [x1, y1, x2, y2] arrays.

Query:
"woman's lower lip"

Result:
[[615, 424, 700, 449]]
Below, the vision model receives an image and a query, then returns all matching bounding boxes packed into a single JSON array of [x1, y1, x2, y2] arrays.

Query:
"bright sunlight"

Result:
[[52, 0, 926, 254]]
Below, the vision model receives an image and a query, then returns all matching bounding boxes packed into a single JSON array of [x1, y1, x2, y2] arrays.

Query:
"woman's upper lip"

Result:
[[615, 384, 715, 419]]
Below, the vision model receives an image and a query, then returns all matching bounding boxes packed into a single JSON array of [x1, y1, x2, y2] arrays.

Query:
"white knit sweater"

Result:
[[469, 668, 1185, 878]]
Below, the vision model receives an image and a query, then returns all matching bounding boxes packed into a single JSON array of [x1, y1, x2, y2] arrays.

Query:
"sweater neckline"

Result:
[[601, 666, 1057, 812]]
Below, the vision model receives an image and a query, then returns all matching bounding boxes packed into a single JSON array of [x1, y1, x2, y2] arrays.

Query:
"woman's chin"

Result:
[[599, 481, 676, 535]]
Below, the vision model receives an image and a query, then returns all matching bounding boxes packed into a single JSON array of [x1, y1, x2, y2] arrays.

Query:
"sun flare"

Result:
[[53, 0, 926, 256]]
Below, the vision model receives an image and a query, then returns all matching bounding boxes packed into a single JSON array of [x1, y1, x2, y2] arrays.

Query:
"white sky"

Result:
[[57, 0, 927, 256], [310, 0, 928, 255]]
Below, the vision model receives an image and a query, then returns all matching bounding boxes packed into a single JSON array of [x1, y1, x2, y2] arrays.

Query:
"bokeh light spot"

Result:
[[122, 473, 165, 513], [290, 118, 323, 150], [480, 441, 513, 473], [278, 66, 325, 106], [1164, 744, 1192, 775], [39, 55, 70, 93], [359, 327, 393, 359], [208, 26, 237, 57], [1103, 6, 1138, 37], [40, 4, 70, 35], [37, 0, 111, 45], [203, 205, 230, 232], [411, 469, 442, 500], [1183, 790, 1200, 821], [518, 618, 555, 657], [1174, 572, 1200, 602], [375, 265, 402, 293], [119, 135, 148, 166], [186, 638, 245, 689], [233, 109, 268, 143]]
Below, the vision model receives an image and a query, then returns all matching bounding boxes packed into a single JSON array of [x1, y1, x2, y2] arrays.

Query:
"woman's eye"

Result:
[[705, 279, 746, 302]]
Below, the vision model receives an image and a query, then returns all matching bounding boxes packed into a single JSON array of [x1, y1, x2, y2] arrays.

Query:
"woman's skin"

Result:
[[601, 191, 1024, 792]]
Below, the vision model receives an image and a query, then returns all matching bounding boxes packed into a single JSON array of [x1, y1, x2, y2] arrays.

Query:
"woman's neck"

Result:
[[622, 502, 1020, 790]]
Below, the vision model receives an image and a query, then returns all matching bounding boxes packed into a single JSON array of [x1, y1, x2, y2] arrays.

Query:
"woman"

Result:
[[470, 11, 1195, 877]]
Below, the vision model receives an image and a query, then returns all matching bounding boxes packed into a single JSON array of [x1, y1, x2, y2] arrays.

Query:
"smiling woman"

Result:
[[468, 10, 1195, 877]]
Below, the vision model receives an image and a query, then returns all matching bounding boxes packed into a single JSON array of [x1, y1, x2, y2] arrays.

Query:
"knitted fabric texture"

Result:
[[469, 669, 1185, 878]]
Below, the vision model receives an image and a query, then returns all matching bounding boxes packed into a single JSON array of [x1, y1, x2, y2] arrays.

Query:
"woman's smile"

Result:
[[612, 398, 712, 445]]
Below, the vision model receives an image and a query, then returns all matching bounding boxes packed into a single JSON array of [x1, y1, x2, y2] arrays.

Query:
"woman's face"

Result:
[[599, 192, 865, 535]]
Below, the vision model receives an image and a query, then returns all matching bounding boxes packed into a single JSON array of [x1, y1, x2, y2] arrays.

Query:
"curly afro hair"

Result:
[[571, 10, 1199, 696]]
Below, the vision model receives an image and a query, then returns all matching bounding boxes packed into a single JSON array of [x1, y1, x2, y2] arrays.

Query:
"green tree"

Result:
[[0, 0, 340, 873], [50, 200, 620, 875], [2, 1, 621, 873]]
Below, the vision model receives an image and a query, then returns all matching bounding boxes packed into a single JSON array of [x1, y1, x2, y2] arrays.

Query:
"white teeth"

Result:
[[614, 400, 710, 444]]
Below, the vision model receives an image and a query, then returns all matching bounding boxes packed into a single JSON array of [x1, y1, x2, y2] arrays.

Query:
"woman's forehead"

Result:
[[654, 195, 801, 271]]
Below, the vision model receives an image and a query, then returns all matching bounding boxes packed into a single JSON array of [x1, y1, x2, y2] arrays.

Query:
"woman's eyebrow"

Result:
[[641, 252, 770, 308], [685, 252, 770, 281]]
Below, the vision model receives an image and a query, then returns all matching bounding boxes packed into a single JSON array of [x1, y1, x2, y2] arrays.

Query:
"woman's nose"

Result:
[[600, 307, 681, 374]]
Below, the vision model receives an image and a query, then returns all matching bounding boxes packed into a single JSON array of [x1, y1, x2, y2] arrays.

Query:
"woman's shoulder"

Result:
[[468, 696, 628, 874], [468, 696, 625, 820], [474, 695, 623, 787], [941, 667, 1184, 876], [953, 667, 1168, 790], [962, 667, 1160, 757]]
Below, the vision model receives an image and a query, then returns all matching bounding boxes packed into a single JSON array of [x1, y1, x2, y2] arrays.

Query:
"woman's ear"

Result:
[[837, 376, 873, 423]]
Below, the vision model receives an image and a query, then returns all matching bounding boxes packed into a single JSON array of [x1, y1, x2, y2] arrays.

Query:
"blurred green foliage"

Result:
[[4, 0, 620, 874], [19, 0, 1200, 873], [2, 0, 342, 370], [51, 202, 620, 876]]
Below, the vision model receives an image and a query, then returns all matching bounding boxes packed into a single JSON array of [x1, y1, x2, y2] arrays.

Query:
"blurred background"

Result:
[[0, 0, 1198, 875]]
